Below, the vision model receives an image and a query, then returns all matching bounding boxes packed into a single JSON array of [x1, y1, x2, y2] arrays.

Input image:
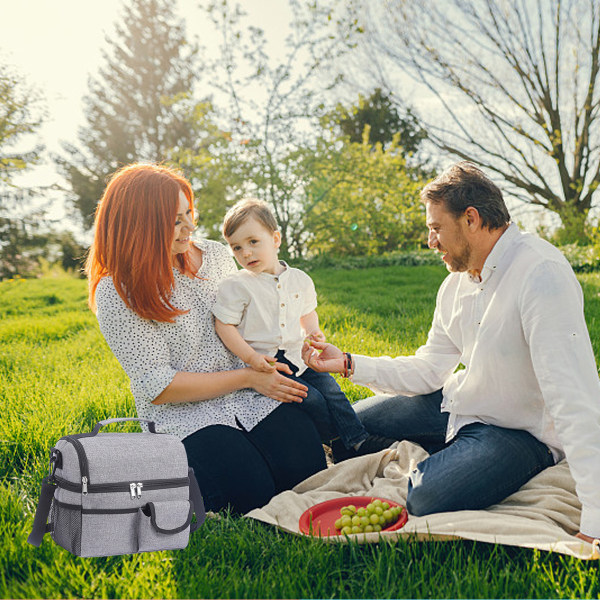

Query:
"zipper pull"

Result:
[[130, 482, 137, 500], [136, 482, 143, 499], [81, 476, 88, 495]]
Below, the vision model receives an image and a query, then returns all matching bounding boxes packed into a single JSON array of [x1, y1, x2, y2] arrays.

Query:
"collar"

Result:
[[468, 223, 519, 285], [257, 260, 289, 280]]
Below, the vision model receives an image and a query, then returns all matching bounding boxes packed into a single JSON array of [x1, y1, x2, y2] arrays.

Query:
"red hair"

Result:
[[86, 163, 196, 323]]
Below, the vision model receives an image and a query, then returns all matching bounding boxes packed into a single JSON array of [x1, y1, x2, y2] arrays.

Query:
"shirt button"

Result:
[[277, 284, 281, 289], [295, 293, 299, 298], [281, 303, 285, 307], [281, 323, 285, 327]]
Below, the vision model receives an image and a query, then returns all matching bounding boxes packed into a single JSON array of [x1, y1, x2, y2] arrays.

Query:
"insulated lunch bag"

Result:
[[28, 417, 206, 557]]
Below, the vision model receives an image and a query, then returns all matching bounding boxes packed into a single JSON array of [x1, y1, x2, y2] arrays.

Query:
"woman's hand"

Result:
[[302, 339, 345, 373], [248, 367, 307, 403]]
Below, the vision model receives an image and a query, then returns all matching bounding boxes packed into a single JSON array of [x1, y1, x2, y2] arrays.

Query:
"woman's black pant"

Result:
[[183, 403, 327, 514]]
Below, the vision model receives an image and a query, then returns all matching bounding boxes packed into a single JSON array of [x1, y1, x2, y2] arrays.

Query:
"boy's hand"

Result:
[[247, 352, 277, 373], [306, 330, 326, 343]]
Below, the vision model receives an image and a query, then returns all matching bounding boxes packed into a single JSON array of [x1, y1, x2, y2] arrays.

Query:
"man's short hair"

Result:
[[222, 198, 278, 238], [420, 162, 510, 229]]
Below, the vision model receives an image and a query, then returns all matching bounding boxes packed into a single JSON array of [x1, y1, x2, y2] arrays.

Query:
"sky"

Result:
[[0, 0, 292, 228]]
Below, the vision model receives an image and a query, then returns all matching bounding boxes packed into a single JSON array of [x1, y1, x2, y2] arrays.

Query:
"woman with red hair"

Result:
[[86, 163, 326, 513]]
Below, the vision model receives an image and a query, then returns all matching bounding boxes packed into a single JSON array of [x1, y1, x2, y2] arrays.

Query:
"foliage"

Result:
[[351, 0, 600, 243], [302, 129, 429, 256], [0, 62, 44, 183], [55, 0, 205, 229], [176, 0, 358, 259], [0, 190, 49, 280], [3, 270, 600, 598], [0, 61, 48, 280], [321, 87, 427, 155]]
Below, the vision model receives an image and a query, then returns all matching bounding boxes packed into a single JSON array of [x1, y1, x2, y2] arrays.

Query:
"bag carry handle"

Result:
[[188, 467, 206, 533], [91, 417, 157, 436]]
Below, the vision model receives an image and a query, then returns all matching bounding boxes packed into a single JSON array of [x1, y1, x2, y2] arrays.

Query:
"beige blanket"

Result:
[[246, 441, 600, 560]]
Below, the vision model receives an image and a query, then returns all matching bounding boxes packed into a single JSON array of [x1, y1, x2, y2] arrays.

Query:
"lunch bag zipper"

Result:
[[54, 474, 189, 498]]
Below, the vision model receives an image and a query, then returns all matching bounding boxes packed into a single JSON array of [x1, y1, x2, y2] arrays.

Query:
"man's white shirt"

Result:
[[352, 223, 600, 537]]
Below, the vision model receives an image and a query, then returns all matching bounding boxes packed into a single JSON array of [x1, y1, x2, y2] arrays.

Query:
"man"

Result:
[[303, 162, 600, 543]]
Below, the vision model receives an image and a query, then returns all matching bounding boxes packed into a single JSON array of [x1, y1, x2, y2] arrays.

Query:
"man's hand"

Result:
[[302, 339, 345, 373], [247, 352, 277, 373]]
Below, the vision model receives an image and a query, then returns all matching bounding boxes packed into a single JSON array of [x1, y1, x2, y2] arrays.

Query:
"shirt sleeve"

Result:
[[95, 278, 177, 403], [520, 259, 600, 538], [212, 275, 250, 325], [352, 280, 462, 396], [300, 271, 318, 316]]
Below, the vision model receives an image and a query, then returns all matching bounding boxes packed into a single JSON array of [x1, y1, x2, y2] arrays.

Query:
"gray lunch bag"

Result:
[[28, 417, 206, 557]]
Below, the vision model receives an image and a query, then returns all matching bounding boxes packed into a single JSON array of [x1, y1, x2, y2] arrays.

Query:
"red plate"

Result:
[[298, 496, 408, 537]]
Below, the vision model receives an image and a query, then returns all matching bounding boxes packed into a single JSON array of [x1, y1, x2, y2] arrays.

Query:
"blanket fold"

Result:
[[246, 441, 599, 560]]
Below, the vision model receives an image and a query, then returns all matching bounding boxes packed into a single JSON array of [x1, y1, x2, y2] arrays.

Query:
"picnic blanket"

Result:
[[246, 441, 600, 560]]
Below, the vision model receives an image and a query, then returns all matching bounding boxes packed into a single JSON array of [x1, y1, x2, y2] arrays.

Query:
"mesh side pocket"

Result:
[[50, 500, 82, 555]]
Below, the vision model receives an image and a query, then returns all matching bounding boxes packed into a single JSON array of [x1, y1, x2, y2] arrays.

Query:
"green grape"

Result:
[[351, 525, 362, 534], [373, 524, 382, 532], [373, 499, 383, 507], [382, 502, 390, 510], [341, 515, 352, 528], [360, 516, 370, 527], [374, 506, 383, 515], [357, 507, 367, 517], [341, 526, 353, 535], [382, 509, 393, 523], [369, 513, 380, 525], [334, 518, 343, 529], [351, 515, 361, 526], [364, 524, 374, 533]]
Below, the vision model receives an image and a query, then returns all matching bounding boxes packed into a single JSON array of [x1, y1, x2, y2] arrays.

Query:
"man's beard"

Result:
[[442, 241, 471, 272]]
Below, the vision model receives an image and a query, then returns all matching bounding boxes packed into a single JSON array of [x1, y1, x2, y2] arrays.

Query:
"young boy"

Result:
[[212, 198, 394, 461]]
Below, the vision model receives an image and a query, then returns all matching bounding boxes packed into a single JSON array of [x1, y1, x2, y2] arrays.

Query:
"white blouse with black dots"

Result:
[[95, 238, 280, 440]]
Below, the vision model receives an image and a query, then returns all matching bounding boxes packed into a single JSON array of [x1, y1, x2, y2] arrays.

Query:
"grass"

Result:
[[2, 267, 600, 599]]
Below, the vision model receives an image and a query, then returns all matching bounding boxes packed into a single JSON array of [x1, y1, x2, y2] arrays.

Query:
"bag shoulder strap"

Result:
[[27, 477, 56, 547], [188, 468, 206, 533]]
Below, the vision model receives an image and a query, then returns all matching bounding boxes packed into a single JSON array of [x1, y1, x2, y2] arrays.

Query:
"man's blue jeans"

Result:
[[353, 390, 555, 515]]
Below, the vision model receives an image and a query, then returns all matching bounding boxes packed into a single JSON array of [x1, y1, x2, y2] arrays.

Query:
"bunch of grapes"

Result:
[[334, 499, 404, 535]]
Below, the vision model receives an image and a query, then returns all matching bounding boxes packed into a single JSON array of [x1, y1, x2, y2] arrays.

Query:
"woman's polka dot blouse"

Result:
[[95, 239, 280, 440]]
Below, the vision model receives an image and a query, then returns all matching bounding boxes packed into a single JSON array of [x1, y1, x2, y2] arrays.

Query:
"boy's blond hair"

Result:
[[222, 198, 278, 239]]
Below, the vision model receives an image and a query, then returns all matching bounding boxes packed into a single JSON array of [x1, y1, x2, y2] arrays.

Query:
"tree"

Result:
[[0, 63, 44, 183], [56, 0, 203, 228], [323, 88, 427, 154], [351, 0, 600, 242], [177, 0, 357, 259], [0, 62, 47, 279], [302, 128, 428, 256]]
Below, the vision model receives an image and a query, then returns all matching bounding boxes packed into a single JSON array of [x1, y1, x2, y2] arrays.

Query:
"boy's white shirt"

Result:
[[212, 261, 317, 375]]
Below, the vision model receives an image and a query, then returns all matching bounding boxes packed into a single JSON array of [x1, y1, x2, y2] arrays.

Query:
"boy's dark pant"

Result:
[[275, 350, 368, 449]]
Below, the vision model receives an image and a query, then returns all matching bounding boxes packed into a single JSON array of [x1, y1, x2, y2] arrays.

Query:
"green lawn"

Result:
[[2, 267, 599, 599]]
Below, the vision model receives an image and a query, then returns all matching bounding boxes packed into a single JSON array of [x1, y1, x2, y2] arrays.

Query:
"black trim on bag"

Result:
[[53, 475, 189, 494], [54, 499, 140, 515], [143, 502, 193, 534]]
